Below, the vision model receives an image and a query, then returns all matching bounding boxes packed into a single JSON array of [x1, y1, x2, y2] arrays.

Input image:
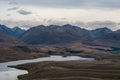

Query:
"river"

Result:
[[0, 56, 94, 80]]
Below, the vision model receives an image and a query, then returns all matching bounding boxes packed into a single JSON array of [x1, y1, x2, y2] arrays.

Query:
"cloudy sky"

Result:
[[0, 0, 120, 30]]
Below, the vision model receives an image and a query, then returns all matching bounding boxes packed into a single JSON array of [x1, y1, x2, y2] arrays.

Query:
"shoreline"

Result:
[[13, 59, 120, 80], [0, 55, 120, 80]]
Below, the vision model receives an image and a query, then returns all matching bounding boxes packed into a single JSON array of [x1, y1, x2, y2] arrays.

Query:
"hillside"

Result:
[[20, 24, 94, 45], [16, 60, 120, 80], [0, 24, 120, 62], [92, 30, 120, 48], [12, 27, 26, 38], [0, 24, 26, 38], [0, 24, 13, 35], [0, 34, 23, 46]]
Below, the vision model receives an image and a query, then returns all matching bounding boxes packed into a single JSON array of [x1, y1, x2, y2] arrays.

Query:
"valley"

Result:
[[0, 24, 120, 80], [1, 0, 120, 80]]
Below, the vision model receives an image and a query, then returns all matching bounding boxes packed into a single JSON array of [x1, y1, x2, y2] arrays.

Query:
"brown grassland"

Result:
[[14, 59, 120, 80]]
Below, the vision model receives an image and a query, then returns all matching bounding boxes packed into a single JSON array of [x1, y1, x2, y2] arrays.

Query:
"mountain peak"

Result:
[[91, 27, 112, 38], [116, 29, 120, 33], [36, 25, 46, 27], [63, 24, 73, 27], [0, 24, 6, 27], [62, 24, 78, 28], [0, 24, 14, 35], [12, 27, 23, 31], [12, 27, 26, 38], [95, 27, 112, 31]]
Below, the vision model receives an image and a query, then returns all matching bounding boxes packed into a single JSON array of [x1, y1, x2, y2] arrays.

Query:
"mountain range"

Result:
[[0, 24, 25, 38], [0, 24, 120, 47], [0, 24, 120, 62]]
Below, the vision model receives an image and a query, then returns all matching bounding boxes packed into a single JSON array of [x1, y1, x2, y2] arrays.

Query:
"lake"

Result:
[[0, 56, 94, 80]]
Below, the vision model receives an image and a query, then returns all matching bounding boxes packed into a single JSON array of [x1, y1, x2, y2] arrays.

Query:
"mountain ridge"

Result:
[[0, 24, 120, 47]]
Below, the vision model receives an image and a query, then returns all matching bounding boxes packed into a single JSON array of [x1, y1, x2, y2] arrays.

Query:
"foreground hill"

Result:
[[1, 42, 118, 62], [0, 45, 56, 62], [16, 60, 120, 80], [0, 34, 23, 46]]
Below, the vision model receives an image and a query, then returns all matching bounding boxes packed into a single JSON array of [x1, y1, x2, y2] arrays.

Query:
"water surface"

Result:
[[0, 56, 94, 80]]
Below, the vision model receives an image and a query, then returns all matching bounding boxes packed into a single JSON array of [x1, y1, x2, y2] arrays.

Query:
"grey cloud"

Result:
[[9, 1, 18, 5], [75, 21, 120, 30], [15, 0, 120, 9], [7, 7, 19, 11], [17, 9, 32, 15], [6, 14, 11, 16], [2, 0, 120, 9], [0, 19, 120, 30]]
